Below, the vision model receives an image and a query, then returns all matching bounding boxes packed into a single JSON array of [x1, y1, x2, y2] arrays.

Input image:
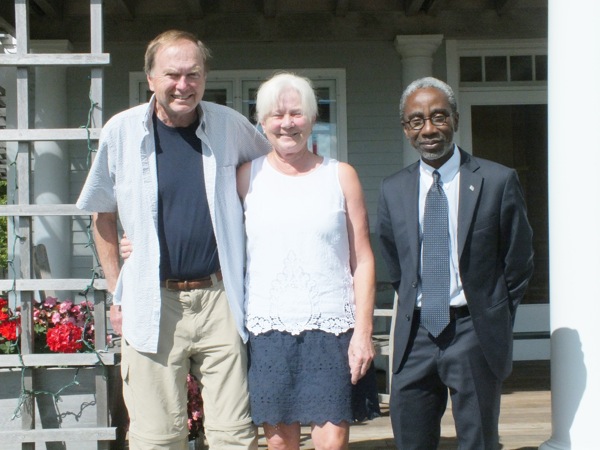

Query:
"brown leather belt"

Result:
[[161, 270, 223, 291], [414, 305, 470, 321]]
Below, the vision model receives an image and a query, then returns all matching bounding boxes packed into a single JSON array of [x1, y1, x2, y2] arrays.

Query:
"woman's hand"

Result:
[[348, 330, 375, 385], [120, 233, 133, 260]]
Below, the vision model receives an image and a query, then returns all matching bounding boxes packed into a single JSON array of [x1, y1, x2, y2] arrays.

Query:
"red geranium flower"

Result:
[[46, 322, 83, 353], [0, 319, 19, 341]]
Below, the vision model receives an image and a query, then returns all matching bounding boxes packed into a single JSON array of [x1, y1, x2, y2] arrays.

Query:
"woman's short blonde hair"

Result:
[[255, 72, 318, 124]]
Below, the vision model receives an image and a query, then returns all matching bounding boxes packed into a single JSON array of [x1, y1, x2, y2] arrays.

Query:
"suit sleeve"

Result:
[[376, 180, 402, 291], [501, 170, 534, 313]]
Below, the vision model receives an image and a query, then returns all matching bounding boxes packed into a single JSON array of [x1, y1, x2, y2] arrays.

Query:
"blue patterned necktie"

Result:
[[421, 170, 450, 337]]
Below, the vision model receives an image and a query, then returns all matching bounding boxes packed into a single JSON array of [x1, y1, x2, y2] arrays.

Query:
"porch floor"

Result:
[[257, 360, 551, 449]]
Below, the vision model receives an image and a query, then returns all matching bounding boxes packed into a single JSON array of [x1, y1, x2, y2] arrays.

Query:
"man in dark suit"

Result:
[[377, 77, 534, 449]]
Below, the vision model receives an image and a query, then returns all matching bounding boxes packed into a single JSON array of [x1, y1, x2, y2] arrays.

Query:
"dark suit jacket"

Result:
[[377, 148, 534, 380]]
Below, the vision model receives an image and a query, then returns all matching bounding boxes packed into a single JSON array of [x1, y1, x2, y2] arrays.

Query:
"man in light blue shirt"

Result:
[[77, 30, 269, 450]]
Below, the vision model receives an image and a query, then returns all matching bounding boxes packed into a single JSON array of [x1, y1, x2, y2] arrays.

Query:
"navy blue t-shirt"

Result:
[[154, 114, 219, 280]]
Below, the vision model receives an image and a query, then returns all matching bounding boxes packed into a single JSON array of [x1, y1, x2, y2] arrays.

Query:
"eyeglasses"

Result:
[[403, 113, 450, 131]]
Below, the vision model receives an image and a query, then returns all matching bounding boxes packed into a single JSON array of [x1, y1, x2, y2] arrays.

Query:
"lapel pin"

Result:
[[469, 185, 475, 191]]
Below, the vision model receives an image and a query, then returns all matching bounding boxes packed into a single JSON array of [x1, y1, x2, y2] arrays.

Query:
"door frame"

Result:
[[446, 39, 549, 360]]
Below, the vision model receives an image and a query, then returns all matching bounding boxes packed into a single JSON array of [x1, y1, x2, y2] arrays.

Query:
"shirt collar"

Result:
[[197, 102, 206, 131], [419, 144, 460, 184]]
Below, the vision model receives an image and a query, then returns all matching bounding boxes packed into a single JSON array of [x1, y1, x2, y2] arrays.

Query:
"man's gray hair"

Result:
[[399, 77, 458, 118]]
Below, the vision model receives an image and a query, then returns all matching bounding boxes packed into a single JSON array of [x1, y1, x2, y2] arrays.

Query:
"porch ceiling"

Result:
[[0, 0, 547, 45]]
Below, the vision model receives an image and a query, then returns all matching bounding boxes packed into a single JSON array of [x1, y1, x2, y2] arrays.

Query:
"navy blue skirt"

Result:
[[247, 329, 380, 426]]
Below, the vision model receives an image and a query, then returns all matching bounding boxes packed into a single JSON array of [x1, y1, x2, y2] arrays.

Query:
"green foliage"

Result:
[[0, 340, 16, 354]]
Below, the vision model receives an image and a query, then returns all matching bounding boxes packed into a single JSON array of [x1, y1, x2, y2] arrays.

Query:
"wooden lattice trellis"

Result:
[[0, 1, 116, 448]]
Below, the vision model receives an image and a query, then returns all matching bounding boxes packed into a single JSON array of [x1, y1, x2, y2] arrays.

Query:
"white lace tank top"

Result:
[[243, 155, 356, 336]]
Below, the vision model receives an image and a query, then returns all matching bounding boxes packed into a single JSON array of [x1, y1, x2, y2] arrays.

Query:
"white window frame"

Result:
[[445, 39, 547, 150], [129, 68, 348, 161]]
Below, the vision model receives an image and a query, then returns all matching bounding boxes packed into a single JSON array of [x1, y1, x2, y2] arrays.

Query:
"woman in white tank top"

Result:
[[237, 72, 378, 449]]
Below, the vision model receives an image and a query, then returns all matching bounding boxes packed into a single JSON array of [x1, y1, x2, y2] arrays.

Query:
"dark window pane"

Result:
[[535, 55, 548, 81], [203, 89, 228, 107], [485, 56, 507, 82], [510, 55, 533, 81], [471, 104, 548, 304], [460, 57, 483, 82], [245, 87, 258, 124], [315, 87, 331, 123]]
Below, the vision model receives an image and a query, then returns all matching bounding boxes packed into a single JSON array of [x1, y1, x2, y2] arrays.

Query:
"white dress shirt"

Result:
[[418, 145, 467, 308]]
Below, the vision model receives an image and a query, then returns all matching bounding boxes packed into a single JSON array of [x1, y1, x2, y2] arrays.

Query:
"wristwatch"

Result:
[[105, 291, 114, 305]]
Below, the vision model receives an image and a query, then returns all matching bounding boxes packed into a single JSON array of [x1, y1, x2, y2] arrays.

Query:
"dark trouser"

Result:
[[390, 313, 502, 450]]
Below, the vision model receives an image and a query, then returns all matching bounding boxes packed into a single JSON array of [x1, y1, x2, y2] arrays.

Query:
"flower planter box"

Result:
[[1, 294, 122, 447], [0, 365, 116, 449]]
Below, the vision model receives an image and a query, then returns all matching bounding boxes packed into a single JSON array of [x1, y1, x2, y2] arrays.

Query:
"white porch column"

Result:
[[394, 34, 443, 167], [31, 40, 71, 299], [541, 1, 600, 449]]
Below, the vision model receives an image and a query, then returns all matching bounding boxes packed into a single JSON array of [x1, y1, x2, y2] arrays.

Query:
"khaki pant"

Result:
[[121, 283, 257, 449]]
